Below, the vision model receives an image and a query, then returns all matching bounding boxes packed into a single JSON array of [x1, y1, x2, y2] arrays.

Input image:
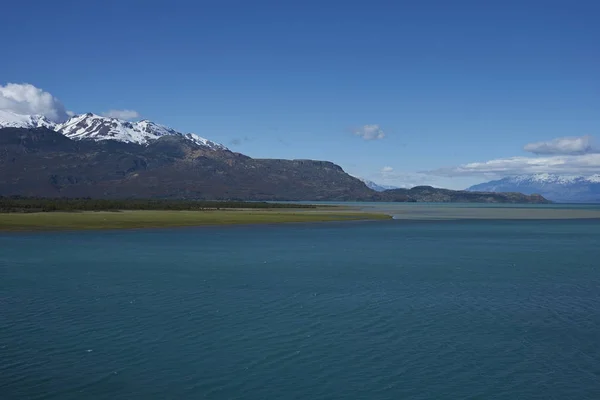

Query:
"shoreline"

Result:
[[2, 204, 599, 232], [0, 209, 392, 232], [385, 206, 600, 220]]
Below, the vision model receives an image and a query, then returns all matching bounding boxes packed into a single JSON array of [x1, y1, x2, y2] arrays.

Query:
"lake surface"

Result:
[[2, 214, 600, 399], [308, 201, 600, 220]]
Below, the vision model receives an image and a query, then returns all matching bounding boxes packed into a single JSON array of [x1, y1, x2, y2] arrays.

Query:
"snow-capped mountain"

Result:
[[0, 109, 56, 129], [0, 110, 227, 150], [57, 113, 227, 149], [468, 173, 600, 203], [357, 178, 399, 192]]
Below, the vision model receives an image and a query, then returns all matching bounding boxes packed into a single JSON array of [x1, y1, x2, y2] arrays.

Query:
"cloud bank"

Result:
[[423, 134, 600, 179], [523, 135, 598, 155], [102, 109, 140, 120], [429, 153, 600, 177], [354, 124, 385, 140], [0, 83, 69, 122]]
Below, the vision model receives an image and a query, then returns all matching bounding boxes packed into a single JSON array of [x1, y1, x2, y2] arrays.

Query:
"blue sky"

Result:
[[1, 0, 599, 188]]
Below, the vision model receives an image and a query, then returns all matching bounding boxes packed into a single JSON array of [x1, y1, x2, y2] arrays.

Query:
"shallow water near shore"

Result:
[[2, 216, 600, 399], [307, 201, 600, 220], [387, 205, 600, 220]]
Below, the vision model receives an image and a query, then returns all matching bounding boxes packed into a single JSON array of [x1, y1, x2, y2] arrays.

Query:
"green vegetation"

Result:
[[0, 197, 315, 213], [0, 210, 391, 231]]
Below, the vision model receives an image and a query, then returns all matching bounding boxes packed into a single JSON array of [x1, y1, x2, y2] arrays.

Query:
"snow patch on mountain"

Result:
[[495, 173, 600, 185], [587, 174, 600, 183], [510, 173, 588, 185]]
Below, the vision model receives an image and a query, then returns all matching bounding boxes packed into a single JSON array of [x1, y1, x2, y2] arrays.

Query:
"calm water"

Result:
[[2, 218, 600, 399]]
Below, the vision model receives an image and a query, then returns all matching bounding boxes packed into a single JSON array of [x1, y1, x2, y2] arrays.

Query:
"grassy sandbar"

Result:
[[0, 209, 392, 232]]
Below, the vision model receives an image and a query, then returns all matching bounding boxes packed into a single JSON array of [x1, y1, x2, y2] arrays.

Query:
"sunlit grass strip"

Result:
[[0, 210, 392, 231]]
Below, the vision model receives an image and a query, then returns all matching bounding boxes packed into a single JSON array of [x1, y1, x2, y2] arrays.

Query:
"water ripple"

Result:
[[2, 220, 600, 399]]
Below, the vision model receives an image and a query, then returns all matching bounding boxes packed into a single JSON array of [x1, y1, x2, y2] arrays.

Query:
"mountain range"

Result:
[[0, 110, 549, 203], [0, 109, 225, 149], [468, 174, 600, 203]]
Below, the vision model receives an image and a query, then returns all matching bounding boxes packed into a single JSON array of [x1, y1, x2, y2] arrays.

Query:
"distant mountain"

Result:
[[381, 186, 550, 204], [468, 173, 600, 203], [0, 110, 225, 149], [357, 178, 399, 192]]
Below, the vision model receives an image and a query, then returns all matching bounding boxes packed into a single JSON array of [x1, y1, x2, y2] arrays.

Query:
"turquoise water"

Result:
[[2, 219, 600, 399]]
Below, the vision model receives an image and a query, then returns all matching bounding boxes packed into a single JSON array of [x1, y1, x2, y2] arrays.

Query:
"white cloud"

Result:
[[0, 83, 68, 122], [524, 135, 598, 155], [0, 83, 144, 122], [382, 166, 394, 173], [428, 153, 600, 177], [426, 134, 600, 180], [354, 124, 385, 140], [102, 109, 140, 120]]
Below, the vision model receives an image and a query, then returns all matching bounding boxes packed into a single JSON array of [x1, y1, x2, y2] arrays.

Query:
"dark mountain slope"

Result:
[[0, 128, 373, 200], [0, 128, 550, 203]]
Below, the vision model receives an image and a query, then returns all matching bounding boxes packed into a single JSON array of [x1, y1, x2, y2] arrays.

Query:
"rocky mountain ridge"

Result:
[[0, 110, 225, 149]]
